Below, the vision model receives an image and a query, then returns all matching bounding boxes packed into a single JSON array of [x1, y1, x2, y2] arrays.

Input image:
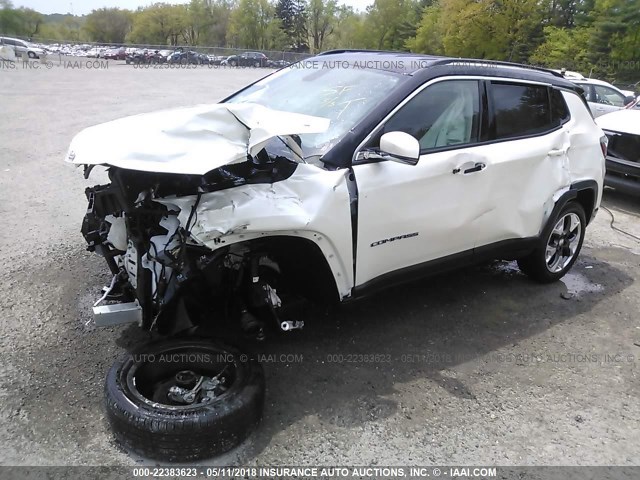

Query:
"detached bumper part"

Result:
[[93, 301, 142, 327]]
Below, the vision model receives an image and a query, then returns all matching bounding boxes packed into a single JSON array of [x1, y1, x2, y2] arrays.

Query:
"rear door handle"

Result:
[[548, 149, 566, 157]]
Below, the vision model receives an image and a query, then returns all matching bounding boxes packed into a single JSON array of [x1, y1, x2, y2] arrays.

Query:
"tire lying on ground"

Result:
[[104, 339, 265, 462]]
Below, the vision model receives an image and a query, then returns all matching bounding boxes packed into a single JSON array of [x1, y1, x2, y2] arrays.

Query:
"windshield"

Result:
[[225, 65, 404, 157]]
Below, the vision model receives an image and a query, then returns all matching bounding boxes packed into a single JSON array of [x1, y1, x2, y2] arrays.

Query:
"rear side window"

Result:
[[551, 89, 570, 125], [491, 82, 553, 139]]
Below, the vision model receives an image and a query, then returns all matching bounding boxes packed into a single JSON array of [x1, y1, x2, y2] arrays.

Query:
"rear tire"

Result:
[[517, 202, 586, 283], [104, 339, 265, 462]]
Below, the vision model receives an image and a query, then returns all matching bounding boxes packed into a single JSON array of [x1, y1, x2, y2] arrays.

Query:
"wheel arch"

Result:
[[210, 233, 349, 303], [548, 180, 599, 231]]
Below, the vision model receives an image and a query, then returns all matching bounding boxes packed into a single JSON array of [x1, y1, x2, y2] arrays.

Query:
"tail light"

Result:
[[599, 135, 608, 158]]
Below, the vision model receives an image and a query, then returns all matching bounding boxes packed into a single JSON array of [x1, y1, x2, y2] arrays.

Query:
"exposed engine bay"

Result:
[[83, 158, 318, 338]]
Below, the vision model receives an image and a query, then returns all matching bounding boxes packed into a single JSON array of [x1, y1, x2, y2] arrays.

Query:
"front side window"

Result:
[[492, 82, 552, 139], [593, 85, 625, 107], [381, 80, 481, 151]]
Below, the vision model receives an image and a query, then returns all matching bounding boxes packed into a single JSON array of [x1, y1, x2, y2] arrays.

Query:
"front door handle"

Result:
[[453, 162, 486, 174], [463, 162, 486, 174]]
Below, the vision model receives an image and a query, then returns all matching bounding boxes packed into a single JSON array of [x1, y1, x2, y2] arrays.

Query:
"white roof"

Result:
[[595, 109, 640, 136]]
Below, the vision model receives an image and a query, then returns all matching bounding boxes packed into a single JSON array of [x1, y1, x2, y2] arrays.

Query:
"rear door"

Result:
[[471, 81, 572, 249]]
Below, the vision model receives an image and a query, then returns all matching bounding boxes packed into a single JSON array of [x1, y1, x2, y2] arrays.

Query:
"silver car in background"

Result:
[[0, 36, 46, 59]]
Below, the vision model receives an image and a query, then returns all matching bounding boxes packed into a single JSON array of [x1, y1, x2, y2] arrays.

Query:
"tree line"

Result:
[[1, 0, 638, 81]]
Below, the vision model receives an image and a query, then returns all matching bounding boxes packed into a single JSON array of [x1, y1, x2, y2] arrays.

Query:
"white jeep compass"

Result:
[[67, 50, 607, 461]]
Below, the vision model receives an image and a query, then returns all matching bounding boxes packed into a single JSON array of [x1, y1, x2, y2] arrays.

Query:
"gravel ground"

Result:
[[0, 59, 639, 467]]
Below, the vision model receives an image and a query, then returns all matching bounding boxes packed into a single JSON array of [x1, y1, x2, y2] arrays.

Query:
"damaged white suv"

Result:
[[68, 51, 606, 461]]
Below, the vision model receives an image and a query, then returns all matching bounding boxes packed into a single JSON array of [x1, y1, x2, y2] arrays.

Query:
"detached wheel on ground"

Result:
[[104, 339, 265, 462], [517, 201, 586, 283]]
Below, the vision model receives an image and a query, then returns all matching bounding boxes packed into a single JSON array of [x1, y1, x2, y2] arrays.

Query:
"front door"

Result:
[[353, 78, 488, 287]]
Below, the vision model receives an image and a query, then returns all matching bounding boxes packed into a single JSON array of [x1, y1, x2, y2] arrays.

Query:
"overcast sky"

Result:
[[14, 0, 372, 15]]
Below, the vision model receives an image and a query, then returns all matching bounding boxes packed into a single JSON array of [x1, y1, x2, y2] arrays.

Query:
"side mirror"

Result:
[[379, 131, 420, 165], [624, 95, 635, 106]]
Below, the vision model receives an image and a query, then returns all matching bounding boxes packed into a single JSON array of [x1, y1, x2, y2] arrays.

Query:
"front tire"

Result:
[[104, 339, 265, 462], [517, 202, 586, 283], [28, 51, 36, 59]]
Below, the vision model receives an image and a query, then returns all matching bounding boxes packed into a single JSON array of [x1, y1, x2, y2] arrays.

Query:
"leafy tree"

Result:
[[530, 25, 591, 71], [227, 0, 283, 49], [16, 7, 43, 38], [407, 0, 544, 62], [0, 0, 20, 35], [405, 4, 444, 53], [128, 3, 187, 45], [307, 0, 337, 52], [586, 0, 640, 80], [276, 0, 308, 51], [84, 8, 132, 44], [361, 0, 421, 50], [543, 0, 579, 27], [324, 6, 365, 49], [0, 2, 43, 38]]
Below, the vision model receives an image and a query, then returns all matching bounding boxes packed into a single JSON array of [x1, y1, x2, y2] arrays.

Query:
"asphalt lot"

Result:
[[0, 58, 639, 467]]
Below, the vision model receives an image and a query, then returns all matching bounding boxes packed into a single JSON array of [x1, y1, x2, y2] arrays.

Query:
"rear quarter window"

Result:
[[551, 88, 571, 125]]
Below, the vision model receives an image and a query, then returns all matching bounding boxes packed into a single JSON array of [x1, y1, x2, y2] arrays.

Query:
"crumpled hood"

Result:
[[65, 102, 330, 175]]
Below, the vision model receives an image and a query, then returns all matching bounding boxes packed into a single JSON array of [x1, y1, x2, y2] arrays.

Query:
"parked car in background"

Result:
[[573, 78, 635, 117], [267, 59, 291, 68], [125, 49, 148, 64], [167, 48, 202, 65], [596, 109, 640, 195], [553, 69, 585, 81], [225, 51, 268, 67], [0, 36, 46, 59], [146, 50, 167, 64], [207, 54, 225, 65], [86, 47, 107, 58], [158, 50, 174, 62], [103, 47, 126, 60]]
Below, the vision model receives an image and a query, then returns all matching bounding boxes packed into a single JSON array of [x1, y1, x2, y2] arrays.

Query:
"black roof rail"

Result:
[[317, 49, 411, 56], [315, 50, 564, 78], [430, 57, 563, 78]]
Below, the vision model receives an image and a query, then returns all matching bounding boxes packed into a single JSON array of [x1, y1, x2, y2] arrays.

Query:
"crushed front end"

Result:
[[69, 102, 350, 337], [82, 160, 306, 336]]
